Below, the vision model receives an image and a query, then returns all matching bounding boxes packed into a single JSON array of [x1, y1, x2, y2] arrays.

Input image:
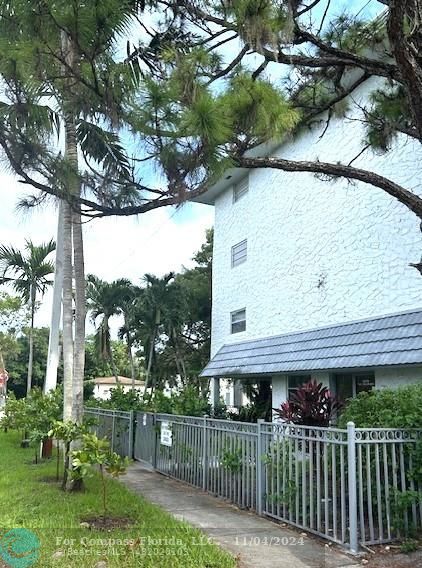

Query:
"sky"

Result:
[[0, 174, 213, 332], [0, 0, 382, 335]]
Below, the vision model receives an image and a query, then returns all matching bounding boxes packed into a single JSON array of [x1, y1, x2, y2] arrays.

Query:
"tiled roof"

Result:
[[201, 309, 422, 377], [94, 376, 145, 386]]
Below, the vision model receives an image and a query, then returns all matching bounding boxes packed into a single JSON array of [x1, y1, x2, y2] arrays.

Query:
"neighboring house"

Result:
[[195, 76, 422, 414], [93, 376, 145, 400]]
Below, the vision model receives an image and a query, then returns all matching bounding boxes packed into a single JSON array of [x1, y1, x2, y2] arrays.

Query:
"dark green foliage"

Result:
[[5, 327, 63, 398], [366, 87, 412, 152], [338, 384, 422, 428], [87, 384, 212, 417]]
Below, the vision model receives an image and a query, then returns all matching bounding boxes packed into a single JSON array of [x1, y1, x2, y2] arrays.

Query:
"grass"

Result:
[[0, 430, 236, 567]]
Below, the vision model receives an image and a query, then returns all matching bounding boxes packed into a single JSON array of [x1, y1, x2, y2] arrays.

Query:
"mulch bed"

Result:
[[80, 516, 133, 531]]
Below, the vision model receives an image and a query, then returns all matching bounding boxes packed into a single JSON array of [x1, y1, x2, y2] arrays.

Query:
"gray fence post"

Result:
[[111, 411, 116, 453], [202, 415, 208, 491], [257, 419, 265, 515], [128, 411, 134, 459], [152, 413, 157, 469], [347, 421, 359, 554]]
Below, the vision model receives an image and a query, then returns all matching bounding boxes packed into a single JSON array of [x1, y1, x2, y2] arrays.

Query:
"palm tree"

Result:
[[0, 2, 146, 426], [0, 240, 55, 395], [86, 275, 130, 382], [116, 281, 139, 389], [139, 272, 175, 394]]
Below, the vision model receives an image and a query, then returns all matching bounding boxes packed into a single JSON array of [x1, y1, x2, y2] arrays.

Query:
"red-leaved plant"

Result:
[[273, 380, 343, 427]]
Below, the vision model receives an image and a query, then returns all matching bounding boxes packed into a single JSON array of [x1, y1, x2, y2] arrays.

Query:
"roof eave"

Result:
[[191, 139, 283, 205]]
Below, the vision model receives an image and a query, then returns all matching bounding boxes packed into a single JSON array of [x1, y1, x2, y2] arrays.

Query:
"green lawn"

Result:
[[0, 430, 236, 567]]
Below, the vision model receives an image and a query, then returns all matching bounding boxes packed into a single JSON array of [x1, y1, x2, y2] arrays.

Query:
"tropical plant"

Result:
[[72, 433, 128, 513], [116, 280, 139, 387], [86, 276, 133, 383], [0, 1, 149, 426], [274, 380, 342, 427], [0, 240, 55, 394], [48, 420, 88, 491], [135, 272, 175, 393]]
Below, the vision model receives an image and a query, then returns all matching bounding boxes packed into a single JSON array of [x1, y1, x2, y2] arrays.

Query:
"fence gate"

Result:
[[85, 407, 422, 554], [134, 412, 156, 463]]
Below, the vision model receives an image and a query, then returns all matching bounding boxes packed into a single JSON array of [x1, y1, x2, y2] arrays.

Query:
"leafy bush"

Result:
[[85, 385, 144, 411], [72, 432, 128, 513], [273, 380, 342, 427], [1, 388, 62, 442], [86, 384, 216, 417], [49, 420, 88, 490], [338, 383, 422, 428]]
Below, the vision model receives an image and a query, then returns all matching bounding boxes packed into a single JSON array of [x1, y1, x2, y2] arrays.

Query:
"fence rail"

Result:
[[84, 407, 133, 458], [84, 407, 422, 553]]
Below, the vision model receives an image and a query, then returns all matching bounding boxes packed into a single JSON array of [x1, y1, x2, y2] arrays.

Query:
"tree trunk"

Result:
[[44, 202, 64, 393], [62, 199, 74, 421], [126, 330, 136, 390], [26, 286, 36, 396], [145, 328, 156, 392], [388, 1, 422, 141], [108, 342, 119, 384], [72, 207, 85, 424]]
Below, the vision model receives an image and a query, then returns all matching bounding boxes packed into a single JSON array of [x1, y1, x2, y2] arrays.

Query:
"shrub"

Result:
[[1, 388, 62, 447], [273, 380, 342, 427], [338, 383, 422, 428], [86, 384, 216, 417], [72, 433, 128, 513]]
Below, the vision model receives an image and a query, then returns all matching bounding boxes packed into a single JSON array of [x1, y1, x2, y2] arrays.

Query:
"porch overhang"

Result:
[[200, 308, 422, 378]]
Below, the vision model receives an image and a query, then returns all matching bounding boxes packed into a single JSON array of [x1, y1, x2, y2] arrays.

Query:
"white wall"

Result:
[[375, 367, 422, 388], [94, 384, 144, 400], [211, 77, 422, 357]]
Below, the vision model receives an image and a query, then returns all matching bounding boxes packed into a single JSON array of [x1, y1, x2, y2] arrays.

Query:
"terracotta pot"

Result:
[[42, 437, 53, 458]]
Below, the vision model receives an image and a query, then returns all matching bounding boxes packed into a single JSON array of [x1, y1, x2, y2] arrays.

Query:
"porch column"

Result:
[[271, 375, 288, 421], [210, 377, 221, 408], [233, 379, 243, 407]]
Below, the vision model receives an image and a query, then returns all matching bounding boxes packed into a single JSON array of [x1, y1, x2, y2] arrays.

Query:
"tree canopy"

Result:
[[2, 1, 422, 229]]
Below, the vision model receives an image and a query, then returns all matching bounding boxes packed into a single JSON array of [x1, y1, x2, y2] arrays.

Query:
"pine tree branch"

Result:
[[236, 155, 422, 219]]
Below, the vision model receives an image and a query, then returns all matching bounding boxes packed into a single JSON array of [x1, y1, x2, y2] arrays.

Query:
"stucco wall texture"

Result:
[[211, 79, 422, 357]]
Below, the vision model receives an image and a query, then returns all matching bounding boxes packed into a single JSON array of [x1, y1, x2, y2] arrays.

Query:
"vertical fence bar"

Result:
[[128, 411, 134, 459], [111, 411, 116, 453], [152, 413, 157, 469], [347, 422, 358, 554], [202, 416, 207, 491], [257, 419, 264, 515]]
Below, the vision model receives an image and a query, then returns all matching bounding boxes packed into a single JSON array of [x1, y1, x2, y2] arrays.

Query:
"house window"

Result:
[[334, 372, 375, 403], [231, 239, 247, 267], [231, 308, 246, 334], [233, 176, 249, 202], [288, 375, 311, 400]]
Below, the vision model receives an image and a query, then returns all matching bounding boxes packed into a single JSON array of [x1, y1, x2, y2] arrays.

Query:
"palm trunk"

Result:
[[72, 207, 85, 424], [108, 344, 119, 384], [145, 330, 156, 389], [44, 202, 64, 393], [62, 199, 74, 421], [26, 287, 36, 396], [126, 329, 136, 390], [61, 30, 86, 427]]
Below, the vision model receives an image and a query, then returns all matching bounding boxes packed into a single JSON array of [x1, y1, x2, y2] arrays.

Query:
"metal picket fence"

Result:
[[86, 407, 422, 553], [84, 407, 133, 458]]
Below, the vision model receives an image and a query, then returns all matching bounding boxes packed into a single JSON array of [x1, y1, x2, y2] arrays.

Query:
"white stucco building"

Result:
[[196, 77, 422, 415], [93, 376, 145, 400]]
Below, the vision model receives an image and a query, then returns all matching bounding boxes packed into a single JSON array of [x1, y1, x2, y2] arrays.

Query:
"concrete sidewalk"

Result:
[[121, 462, 361, 568]]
